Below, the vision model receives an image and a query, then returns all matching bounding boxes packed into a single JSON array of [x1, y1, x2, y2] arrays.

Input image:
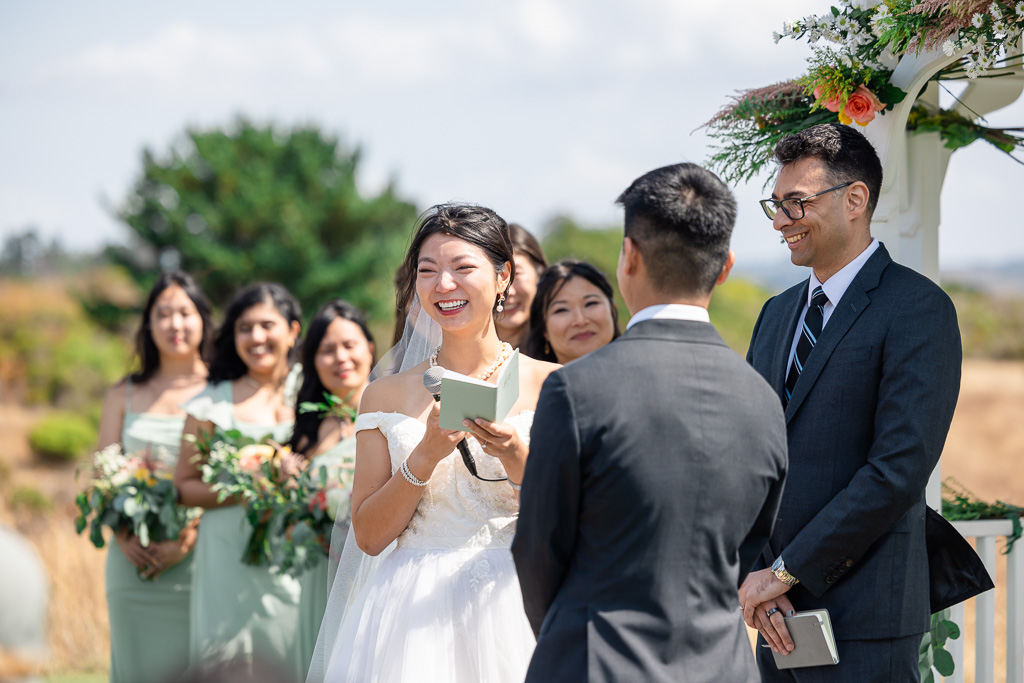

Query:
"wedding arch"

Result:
[[705, 1, 1023, 680]]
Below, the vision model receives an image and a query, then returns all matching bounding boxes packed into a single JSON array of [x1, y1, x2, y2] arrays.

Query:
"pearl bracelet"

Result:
[[399, 459, 428, 487]]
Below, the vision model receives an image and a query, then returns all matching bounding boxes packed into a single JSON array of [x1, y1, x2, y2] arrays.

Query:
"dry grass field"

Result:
[[1, 359, 1021, 682]]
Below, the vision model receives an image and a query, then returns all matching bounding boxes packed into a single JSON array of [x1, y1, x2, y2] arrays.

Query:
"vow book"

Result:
[[438, 349, 520, 431], [770, 609, 839, 670]]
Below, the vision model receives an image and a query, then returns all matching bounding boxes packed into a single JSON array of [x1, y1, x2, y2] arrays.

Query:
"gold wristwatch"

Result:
[[771, 556, 800, 586]]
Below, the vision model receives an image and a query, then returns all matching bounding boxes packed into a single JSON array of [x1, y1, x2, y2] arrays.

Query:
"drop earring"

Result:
[[496, 292, 505, 313]]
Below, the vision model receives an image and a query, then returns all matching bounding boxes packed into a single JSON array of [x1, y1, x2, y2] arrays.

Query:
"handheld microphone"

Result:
[[422, 366, 506, 482]]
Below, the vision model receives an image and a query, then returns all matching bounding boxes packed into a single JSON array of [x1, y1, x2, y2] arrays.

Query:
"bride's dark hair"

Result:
[[395, 203, 516, 331]]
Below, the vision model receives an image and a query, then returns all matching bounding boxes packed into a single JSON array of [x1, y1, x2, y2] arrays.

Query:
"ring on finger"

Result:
[[480, 441, 489, 449], [766, 607, 780, 617]]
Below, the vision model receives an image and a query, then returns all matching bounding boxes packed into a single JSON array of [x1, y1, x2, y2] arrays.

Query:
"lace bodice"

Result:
[[354, 411, 534, 551]]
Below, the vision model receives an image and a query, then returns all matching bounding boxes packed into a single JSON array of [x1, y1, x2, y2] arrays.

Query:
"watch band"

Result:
[[772, 556, 800, 586]]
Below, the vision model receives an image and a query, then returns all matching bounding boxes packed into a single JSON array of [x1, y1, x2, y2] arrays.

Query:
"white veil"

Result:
[[306, 299, 441, 683]]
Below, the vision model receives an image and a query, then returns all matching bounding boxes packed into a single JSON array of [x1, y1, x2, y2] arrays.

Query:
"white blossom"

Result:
[[993, 19, 1008, 33], [989, 2, 1003, 19], [836, 15, 853, 32], [773, 31, 784, 44], [942, 39, 958, 56], [784, 19, 799, 35], [1016, 1, 1024, 17], [972, 13, 986, 28]]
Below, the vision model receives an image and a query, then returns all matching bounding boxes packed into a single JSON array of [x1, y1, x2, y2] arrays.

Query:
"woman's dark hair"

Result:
[[395, 203, 515, 330], [522, 260, 621, 362], [508, 223, 547, 275], [208, 282, 302, 383], [289, 300, 375, 454], [130, 271, 213, 384]]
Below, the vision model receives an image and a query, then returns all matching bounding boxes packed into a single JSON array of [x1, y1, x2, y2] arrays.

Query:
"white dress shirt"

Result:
[[787, 239, 879, 370], [625, 303, 710, 331]]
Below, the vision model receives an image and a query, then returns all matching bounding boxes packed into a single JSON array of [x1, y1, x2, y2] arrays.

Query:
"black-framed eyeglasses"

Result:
[[759, 182, 854, 221]]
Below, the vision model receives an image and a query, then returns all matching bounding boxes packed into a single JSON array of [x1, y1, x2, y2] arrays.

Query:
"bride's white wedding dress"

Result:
[[320, 410, 536, 683]]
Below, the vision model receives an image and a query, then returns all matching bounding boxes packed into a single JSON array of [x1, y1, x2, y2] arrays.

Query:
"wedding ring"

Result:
[[481, 441, 489, 449], [766, 607, 780, 617], [738, 605, 745, 611]]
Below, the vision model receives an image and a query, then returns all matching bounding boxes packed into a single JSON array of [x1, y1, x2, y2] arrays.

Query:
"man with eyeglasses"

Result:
[[740, 123, 962, 682]]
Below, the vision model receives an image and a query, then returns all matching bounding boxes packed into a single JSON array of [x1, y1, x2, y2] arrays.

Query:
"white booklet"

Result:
[[438, 349, 520, 431], [770, 609, 839, 669]]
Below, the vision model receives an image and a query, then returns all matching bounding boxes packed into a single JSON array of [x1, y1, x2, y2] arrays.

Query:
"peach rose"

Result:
[[813, 86, 844, 113], [841, 85, 885, 126], [237, 443, 276, 472]]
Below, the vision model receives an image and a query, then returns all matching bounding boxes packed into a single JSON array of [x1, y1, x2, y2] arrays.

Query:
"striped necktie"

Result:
[[784, 286, 829, 407]]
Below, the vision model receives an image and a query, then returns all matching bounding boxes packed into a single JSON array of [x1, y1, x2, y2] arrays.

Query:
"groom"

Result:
[[512, 163, 788, 682]]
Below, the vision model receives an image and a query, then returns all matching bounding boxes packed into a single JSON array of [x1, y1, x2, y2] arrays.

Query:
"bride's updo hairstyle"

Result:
[[396, 203, 517, 324]]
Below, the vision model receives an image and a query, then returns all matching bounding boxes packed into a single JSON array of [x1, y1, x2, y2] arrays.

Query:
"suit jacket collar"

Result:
[[780, 243, 893, 423], [621, 317, 729, 348]]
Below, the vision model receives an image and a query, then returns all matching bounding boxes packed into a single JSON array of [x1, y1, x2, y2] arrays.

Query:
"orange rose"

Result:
[[237, 443, 276, 472], [813, 86, 843, 113], [841, 85, 885, 126]]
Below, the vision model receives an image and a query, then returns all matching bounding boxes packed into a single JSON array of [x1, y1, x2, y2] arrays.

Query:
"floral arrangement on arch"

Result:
[[705, 0, 1024, 185]]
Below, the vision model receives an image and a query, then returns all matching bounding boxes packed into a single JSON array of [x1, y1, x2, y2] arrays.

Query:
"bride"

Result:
[[311, 203, 559, 682]]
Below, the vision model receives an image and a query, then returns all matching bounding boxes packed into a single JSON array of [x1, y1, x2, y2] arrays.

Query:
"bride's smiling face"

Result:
[[416, 233, 510, 332]]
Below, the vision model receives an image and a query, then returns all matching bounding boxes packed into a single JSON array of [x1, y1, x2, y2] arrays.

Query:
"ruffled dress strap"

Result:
[[354, 411, 389, 434], [181, 381, 234, 432]]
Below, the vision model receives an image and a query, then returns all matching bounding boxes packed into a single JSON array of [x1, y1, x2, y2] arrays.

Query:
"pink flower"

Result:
[[813, 86, 843, 113], [842, 85, 886, 126]]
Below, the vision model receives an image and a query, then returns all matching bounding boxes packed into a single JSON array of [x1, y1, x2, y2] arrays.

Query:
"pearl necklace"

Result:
[[429, 342, 514, 380]]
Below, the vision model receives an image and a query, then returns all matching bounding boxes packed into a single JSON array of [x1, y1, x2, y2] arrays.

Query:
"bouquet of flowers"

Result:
[[195, 431, 295, 566], [271, 459, 354, 577], [74, 444, 199, 563]]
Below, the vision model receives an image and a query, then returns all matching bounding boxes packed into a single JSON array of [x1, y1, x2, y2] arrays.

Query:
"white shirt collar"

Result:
[[625, 304, 710, 331], [808, 238, 879, 308]]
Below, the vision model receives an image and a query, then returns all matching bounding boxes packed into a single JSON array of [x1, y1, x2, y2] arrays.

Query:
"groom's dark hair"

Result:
[[616, 163, 736, 296]]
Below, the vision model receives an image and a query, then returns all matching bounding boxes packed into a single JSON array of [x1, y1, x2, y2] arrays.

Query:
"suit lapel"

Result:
[[783, 245, 892, 423]]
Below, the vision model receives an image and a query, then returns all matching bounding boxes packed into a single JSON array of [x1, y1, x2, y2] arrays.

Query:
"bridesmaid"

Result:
[[289, 300, 376, 672], [174, 282, 304, 678], [96, 271, 212, 683], [495, 223, 547, 350], [522, 260, 621, 364]]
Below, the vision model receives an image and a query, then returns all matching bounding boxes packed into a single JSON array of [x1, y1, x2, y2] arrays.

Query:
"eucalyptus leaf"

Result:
[[933, 648, 955, 676]]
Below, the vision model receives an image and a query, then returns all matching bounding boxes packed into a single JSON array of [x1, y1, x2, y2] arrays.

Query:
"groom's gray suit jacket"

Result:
[[512, 318, 788, 683]]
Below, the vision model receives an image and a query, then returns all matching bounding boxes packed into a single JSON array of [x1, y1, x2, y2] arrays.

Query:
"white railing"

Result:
[[945, 518, 1024, 683]]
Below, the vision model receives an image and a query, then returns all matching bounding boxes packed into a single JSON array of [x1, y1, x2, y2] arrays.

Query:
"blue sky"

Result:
[[1, 0, 1021, 272]]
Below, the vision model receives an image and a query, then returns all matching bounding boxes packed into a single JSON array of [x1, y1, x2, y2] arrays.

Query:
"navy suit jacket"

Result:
[[514, 319, 787, 683], [746, 244, 961, 640]]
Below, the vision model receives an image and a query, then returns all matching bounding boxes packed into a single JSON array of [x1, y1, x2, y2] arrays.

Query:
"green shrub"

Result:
[[28, 412, 96, 461], [9, 485, 54, 514]]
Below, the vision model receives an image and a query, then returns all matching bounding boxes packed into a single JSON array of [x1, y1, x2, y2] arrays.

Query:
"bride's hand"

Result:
[[415, 402, 467, 465], [461, 417, 526, 465]]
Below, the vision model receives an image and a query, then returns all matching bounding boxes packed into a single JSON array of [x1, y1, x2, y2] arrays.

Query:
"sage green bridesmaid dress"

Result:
[[183, 381, 304, 679], [296, 435, 357, 672], [105, 380, 193, 683]]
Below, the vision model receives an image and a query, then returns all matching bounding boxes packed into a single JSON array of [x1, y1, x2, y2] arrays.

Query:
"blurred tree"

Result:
[[109, 118, 419, 323], [0, 229, 75, 277]]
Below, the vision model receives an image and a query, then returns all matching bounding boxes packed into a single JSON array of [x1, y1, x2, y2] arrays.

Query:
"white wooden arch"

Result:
[[856, 36, 1024, 507]]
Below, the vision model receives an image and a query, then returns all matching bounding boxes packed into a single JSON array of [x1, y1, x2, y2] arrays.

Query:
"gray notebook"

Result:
[[438, 349, 520, 431], [770, 609, 839, 669]]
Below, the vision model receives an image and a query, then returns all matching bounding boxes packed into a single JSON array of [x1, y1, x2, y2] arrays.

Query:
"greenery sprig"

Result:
[[298, 391, 358, 424], [942, 478, 1024, 553]]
